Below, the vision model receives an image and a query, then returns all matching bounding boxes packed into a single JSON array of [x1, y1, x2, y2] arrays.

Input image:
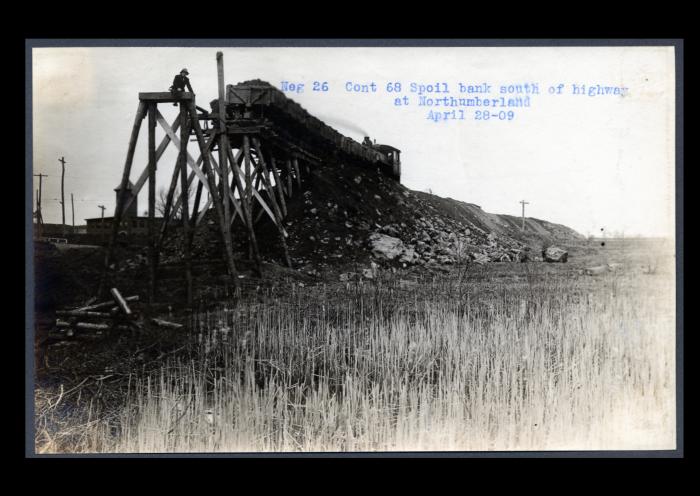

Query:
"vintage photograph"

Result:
[[29, 42, 679, 454]]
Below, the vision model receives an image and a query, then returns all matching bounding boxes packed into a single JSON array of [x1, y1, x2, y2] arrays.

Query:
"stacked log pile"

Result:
[[51, 288, 141, 339]]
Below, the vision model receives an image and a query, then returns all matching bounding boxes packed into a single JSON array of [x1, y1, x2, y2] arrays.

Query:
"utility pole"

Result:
[[59, 156, 66, 235], [520, 200, 529, 231], [71, 193, 75, 227], [33, 173, 47, 225], [98, 205, 107, 239]]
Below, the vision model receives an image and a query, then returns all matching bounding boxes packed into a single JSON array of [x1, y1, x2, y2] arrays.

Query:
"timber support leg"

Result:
[[251, 137, 292, 268], [98, 101, 147, 298], [187, 102, 240, 291], [178, 105, 193, 306], [228, 147, 262, 276], [284, 159, 294, 198], [269, 154, 287, 218], [147, 103, 157, 305], [293, 158, 302, 189]]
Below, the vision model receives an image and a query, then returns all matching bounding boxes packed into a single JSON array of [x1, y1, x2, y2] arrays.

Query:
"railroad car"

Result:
[[211, 80, 401, 182]]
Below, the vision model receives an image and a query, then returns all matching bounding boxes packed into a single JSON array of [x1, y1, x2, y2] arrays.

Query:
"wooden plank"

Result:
[[196, 197, 212, 226], [251, 137, 291, 268], [243, 135, 253, 219], [178, 105, 193, 306], [100, 101, 147, 297], [56, 321, 112, 331], [56, 310, 112, 318], [233, 167, 276, 225], [165, 137, 235, 218], [251, 138, 287, 232], [207, 147, 243, 219], [229, 189, 244, 223], [172, 163, 202, 213], [122, 113, 181, 214], [186, 102, 240, 287], [169, 130, 219, 214], [216, 52, 232, 248], [151, 318, 184, 329], [225, 125, 263, 135], [139, 92, 194, 102], [253, 169, 262, 191], [110, 287, 133, 316], [252, 187, 276, 225], [293, 158, 302, 188], [227, 146, 262, 273], [189, 179, 204, 235], [269, 154, 287, 218], [76, 296, 138, 312], [159, 116, 212, 190], [242, 135, 256, 258], [155, 147, 183, 250], [147, 104, 157, 304], [284, 159, 294, 197], [228, 149, 246, 222]]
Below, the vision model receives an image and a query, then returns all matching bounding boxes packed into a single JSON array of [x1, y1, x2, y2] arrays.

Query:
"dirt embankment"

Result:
[[35, 159, 584, 309], [205, 159, 585, 276]]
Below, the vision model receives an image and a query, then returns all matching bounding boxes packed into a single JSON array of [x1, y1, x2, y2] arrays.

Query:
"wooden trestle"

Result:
[[98, 52, 310, 307]]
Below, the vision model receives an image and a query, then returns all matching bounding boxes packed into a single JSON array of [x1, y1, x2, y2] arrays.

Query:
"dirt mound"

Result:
[[158, 158, 583, 277]]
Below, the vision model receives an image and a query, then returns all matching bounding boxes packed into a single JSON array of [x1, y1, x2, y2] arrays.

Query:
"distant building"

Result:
[[84, 180, 162, 241], [115, 180, 138, 218], [85, 216, 158, 238], [33, 223, 77, 239], [34, 223, 67, 236]]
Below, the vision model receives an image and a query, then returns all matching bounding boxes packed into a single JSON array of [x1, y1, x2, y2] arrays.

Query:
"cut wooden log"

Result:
[[151, 318, 184, 329], [76, 295, 139, 312], [56, 321, 110, 331], [55, 321, 132, 332], [56, 310, 112, 318], [110, 288, 133, 316]]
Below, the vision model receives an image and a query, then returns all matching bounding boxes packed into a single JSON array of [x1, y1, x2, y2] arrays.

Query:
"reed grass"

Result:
[[38, 254, 674, 453]]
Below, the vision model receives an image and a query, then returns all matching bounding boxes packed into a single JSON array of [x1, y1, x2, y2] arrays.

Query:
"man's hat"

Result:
[[180, 68, 189, 75]]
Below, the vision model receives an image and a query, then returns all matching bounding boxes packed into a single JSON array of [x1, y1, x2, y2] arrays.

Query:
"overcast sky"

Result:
[[31, 46, 675, 237]]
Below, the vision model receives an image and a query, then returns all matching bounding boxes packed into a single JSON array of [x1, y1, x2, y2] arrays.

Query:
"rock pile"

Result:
[[152, 157, 576, 276], [542, 246, 568, 263], [366, 215, 528, 270]]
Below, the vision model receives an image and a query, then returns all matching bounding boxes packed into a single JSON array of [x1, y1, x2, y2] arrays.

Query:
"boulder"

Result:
[[542, 246, 568, 263], [368, 233, 404, 260]]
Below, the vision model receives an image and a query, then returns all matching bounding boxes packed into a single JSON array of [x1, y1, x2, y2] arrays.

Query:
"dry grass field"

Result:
[[34, 238, 677, 453]]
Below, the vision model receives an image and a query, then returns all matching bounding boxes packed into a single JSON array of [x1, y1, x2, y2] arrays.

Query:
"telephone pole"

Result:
[[71, 193, 75, 227], [59, 156, 66, 235], [33, 173, 47, 225], [520, 200, 529, 231], [98, 205, 106, 218]]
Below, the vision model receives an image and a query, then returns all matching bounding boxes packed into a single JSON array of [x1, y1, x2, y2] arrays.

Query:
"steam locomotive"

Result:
[[210, 80, 402, 182]]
